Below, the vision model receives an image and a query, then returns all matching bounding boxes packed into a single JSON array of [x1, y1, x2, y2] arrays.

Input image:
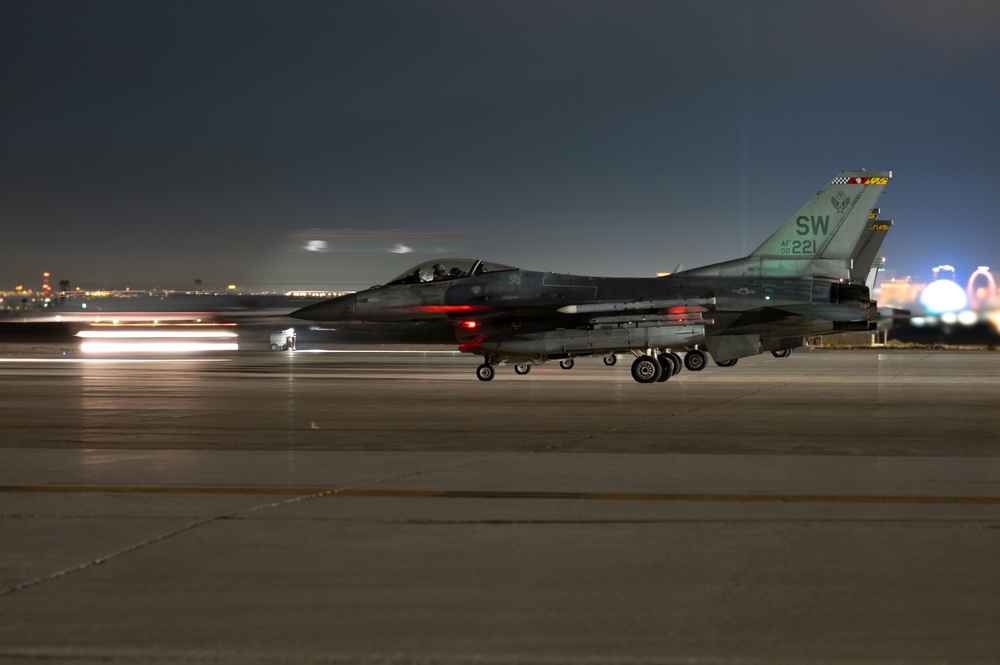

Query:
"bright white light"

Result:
[[957, 310, 979, 326], [76, 329, 238, 353], [76, 330, 237, 339], [80, 341, 239, 353], [941, 312, 958, 325], [304, 240, 329, 252], [920, 279, 968, 314]]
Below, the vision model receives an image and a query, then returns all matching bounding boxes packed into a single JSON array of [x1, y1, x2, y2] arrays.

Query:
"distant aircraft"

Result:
[[291, 170, 894, 382]]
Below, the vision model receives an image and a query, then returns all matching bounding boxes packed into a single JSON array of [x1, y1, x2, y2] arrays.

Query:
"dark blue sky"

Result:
[[4, 1, 1000, 291]]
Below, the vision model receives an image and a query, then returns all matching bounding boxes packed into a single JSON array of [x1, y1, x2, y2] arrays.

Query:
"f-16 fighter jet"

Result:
[[291, 170, 894, 382]]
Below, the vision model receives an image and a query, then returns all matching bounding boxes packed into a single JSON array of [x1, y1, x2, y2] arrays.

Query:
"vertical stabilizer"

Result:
[[750, 170, 891, 260], [675, 170, 892, 280]]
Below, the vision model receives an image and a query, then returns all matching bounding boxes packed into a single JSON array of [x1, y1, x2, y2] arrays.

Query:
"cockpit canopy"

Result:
[[386, 259, 517, 285]]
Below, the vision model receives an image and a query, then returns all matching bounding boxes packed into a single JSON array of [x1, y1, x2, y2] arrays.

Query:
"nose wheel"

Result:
[[476, 363, 496, 381]]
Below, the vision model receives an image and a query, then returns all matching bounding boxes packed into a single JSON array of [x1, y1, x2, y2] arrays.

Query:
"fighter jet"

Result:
[[291, 169, 893, 383]]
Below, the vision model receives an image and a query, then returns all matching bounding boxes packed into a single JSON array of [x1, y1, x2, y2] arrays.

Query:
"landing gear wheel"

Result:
[[476, 364, 496, 381], [603, 355, 617, 366], [715, 358, 739, 368], [666, 352, 682, 376], [684, 349, 707, 372], [631, 355, 663, 384], [559, 358, 574, 370], [514, 364, 531, 375], [656, 354, 675, 381], [771, 349, 792, 358]]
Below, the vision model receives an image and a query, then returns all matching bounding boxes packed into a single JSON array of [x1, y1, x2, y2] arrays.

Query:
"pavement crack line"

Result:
[[886, 352, 929, 382], [0, 385, 782, 596], [0, 493, 319, 599]]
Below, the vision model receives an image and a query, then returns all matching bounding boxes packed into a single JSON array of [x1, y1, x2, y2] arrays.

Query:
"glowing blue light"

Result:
[[920, 280, 968, 314]]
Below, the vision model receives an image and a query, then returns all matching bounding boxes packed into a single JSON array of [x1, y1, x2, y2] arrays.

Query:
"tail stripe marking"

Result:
[[832, 176, 889, 185]]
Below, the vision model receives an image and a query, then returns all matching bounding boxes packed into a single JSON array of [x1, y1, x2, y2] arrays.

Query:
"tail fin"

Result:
[[678, 169, 892, 280], [750, 170, 891, 260]]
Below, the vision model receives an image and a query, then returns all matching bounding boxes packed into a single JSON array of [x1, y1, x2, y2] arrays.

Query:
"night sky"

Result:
[[4, 1, 1000, 292]]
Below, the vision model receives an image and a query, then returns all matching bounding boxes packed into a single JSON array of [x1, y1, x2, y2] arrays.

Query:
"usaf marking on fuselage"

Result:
[[291, 169, 895, 383]]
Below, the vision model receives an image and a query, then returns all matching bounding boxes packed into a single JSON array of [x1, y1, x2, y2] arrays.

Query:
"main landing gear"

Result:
[[683, 349, 707, 372], [628, 350, 686, 384], [473, 347, 732, 382]]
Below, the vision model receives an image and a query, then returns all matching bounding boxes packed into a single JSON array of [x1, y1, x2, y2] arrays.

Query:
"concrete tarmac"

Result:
[[2, 348, 1000, 664]]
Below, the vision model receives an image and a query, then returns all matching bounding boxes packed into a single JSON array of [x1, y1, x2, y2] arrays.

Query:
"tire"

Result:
[[476, 364, 495, 381], [684, 349, 707, 372], [667, 352, 682, 376], [715, 358, 738, 368], [559, 358, 574, 370], [771, 349, 792, 358], [656, 354, 675, 381], [514, 364, 531, 375], [630, 355, 663, 384], [603, 355, 617, 366], [269, 343, 279, 352]]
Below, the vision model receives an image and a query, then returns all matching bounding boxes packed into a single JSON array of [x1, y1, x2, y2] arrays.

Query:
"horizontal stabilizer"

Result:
[[877, 307, 911, 331], [773, 303, 875, 323]]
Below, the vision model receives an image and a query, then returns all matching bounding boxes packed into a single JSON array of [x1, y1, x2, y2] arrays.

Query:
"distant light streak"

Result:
[[76, 328, 238, 353], [304, 240, 329, 252], [77, 330, 237, 339], [89, 322, 236, 327], [0, 358, 232, 364], [80, 341, 239, 353]]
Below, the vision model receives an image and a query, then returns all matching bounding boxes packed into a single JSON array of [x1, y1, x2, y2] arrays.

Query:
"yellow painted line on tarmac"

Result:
[[2, 485, 1000, 505]]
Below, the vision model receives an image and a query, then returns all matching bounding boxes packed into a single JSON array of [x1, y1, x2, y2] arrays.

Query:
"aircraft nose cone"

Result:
[[289, 294, 357, 321]]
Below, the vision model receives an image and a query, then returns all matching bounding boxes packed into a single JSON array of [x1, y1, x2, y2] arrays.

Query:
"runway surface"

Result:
[[2, 347, 1000, 664]]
